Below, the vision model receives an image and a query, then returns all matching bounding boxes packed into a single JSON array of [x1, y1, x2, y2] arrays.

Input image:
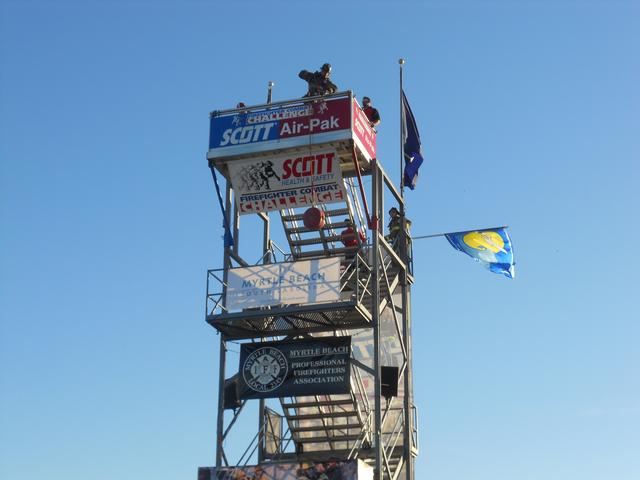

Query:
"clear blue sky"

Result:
[[1, 1, 638, 479]]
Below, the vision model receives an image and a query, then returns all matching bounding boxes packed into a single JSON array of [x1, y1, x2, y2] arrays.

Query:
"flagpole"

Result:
[[411, 225, 509, 241], [399, 58, 405, 201], [398, 57, 414, 480]]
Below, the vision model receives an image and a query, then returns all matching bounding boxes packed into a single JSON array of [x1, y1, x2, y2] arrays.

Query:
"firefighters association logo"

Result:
[[243, 347, 288, 393]]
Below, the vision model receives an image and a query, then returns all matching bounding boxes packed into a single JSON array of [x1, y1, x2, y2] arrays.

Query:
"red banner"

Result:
[[279, 97, 351, 139], [352, 100, 377, 160]]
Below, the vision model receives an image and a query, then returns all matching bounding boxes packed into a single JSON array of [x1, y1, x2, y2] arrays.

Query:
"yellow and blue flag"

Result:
[[445, 227, 515, 278]]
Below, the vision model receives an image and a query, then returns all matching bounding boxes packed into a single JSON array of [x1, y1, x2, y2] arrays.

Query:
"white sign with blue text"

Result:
[[226, 258, 341, 311]]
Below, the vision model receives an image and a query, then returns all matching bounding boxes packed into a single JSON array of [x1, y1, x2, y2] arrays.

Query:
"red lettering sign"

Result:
[[352, 100, 377, 160], [279, 98, 350, 139], [282, 152, 335, 179]]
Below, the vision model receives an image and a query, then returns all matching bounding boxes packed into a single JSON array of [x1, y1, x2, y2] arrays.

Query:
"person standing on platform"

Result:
[[340, 218, 365, 248], [386, 207, 411, 247], [362, 96, 381, 129], [299, 63, 338, 97]]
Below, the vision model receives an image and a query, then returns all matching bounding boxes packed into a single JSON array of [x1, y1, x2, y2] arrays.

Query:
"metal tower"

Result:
[[200, 91, 418, 480]]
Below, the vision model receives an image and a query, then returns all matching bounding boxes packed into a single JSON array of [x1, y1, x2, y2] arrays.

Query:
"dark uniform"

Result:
[[299, 63, 338, 97], [362, 96, 381, 127], [386, 208, 411, 245], [363, 105, 380, 125]]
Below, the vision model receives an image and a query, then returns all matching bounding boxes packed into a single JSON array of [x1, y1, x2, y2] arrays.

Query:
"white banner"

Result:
[[227, 148, 347, 215], [226, 258, 341, 311]]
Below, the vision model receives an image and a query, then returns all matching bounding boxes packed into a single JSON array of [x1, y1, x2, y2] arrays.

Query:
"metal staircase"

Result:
[[280, 206, 365, 261], [268, 239, 407, 480], [281, 394, 364, 451], [278, 169, 372, 260]]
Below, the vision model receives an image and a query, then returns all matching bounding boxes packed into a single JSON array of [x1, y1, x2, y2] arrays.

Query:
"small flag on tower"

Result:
[[402, 90, 424, 190], [445, 227, 515, 278]]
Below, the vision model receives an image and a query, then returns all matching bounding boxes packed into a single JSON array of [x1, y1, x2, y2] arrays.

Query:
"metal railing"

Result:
[[411, 404, 419, 456], [210, 90, 354, 118], [206, 249, 380, 318]]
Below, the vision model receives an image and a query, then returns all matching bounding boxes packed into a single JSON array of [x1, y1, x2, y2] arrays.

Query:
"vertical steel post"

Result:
[[403, 285, 414, 480], [215, 337, 227, 468], [399, 58, 405, 201], [262, 214, 271, 264], [371, 160, 382, 480], [232, 201, 240, 257], [401, 240, 414, 480], [267, 81, 274, 104], [216, 182, 234, 468], [257, 212, 270, 463], [399, 58, 414, 479]]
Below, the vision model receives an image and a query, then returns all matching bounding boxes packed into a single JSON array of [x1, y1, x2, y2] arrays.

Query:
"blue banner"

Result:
[[209, 111, 281, 149], [445, 227, 515, 278]]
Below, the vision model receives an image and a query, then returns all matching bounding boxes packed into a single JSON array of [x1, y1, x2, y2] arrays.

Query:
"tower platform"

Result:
[[206, 250, 410, 340], [208, 91, 376, 183]]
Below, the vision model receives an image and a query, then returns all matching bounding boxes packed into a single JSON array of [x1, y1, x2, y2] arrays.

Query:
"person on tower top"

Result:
[[362, 96, 381, 129], [299, 63, 338, 97]]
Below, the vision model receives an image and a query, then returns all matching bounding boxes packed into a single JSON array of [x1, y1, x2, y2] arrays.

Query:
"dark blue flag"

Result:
[[402, 90, 424, 190]]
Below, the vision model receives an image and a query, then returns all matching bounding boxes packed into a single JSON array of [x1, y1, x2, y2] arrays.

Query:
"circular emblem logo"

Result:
[[243, 347, 288, 393], [463, 231, 505, 253]]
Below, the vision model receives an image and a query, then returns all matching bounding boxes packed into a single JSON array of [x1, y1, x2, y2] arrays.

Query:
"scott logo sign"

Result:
[[219, 122, 277, 146], [282, 152, 335, 179]]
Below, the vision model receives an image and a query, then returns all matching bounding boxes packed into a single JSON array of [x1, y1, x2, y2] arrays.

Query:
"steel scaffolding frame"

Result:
[[207, 145, 416, 480]]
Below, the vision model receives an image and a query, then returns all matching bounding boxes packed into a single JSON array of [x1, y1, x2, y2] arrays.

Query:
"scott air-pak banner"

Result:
[[209, 97, 351, 154], [238, 337, 351, 400]]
